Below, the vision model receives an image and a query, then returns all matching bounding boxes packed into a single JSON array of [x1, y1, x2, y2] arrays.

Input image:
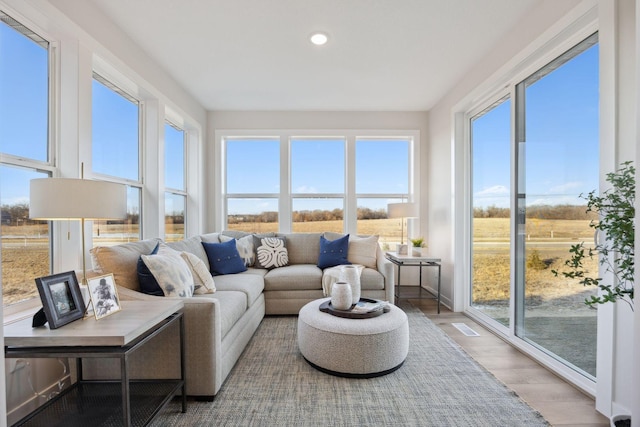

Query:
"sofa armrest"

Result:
[[376, 246, 395, 304], [115, 286, 223, 397]]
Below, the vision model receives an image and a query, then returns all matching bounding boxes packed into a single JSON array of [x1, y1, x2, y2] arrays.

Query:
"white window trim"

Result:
[[215, 129, 420, 234]]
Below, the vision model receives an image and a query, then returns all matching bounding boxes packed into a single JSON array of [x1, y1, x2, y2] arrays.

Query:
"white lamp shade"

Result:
[[29, 178, 127, 220], [387, 202, 418, 219]]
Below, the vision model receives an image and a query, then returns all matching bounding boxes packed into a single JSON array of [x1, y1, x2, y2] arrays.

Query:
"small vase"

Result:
[[339, 265, 363, 304], [331, 282, 352, 310], [412, 247, 422, 257]]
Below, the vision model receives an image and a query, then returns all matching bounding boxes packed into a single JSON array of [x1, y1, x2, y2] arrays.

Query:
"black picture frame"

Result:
[[35, 271, 86, 329]]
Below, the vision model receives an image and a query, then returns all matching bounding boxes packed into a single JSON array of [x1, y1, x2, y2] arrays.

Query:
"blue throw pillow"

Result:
[[317, 234, 352, 269], [137, 243, 163, 296], [202, 239, 248, 275]]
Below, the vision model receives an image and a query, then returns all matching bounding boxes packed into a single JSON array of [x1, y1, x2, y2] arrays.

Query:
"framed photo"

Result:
[[35, 271, 86, 329], [87, 273, 121, 320]]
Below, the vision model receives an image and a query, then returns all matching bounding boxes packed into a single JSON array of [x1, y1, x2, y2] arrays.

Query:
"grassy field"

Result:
[[1, 218, 598, 306]]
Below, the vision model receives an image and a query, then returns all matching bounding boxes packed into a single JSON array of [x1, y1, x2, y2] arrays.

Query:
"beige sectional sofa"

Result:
[[83, 231, 394, 399]]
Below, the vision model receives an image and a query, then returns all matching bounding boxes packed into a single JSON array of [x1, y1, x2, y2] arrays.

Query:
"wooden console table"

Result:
[[5, 300, 186, 427], [386, 252, 442, 313]]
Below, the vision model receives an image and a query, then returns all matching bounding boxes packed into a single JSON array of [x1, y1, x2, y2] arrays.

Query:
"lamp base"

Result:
[[396, 244, 408, 255]]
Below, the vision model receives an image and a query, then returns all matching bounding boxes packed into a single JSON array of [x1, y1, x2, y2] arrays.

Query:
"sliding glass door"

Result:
[[515, 34, 599, 377], [469, 33, 599, 378]]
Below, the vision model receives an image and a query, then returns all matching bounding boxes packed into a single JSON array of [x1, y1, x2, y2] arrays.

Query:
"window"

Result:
[[291, 138, 344, 232], [165, 122, 186, 242], [0, 12, 52, 306], [356, 139, 411, 248], [225, 138, 280, 232], [223, 133, 415, 241], [91, 74, 141, 243], [467, 33, 599, 379]]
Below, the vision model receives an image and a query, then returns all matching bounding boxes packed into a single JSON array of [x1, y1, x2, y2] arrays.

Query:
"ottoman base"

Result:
[[303, 357, 405, 378]]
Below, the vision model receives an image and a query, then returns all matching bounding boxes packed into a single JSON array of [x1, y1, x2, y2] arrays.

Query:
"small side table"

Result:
[[386, 252, 442, 313], [5, 299, 186, 427]]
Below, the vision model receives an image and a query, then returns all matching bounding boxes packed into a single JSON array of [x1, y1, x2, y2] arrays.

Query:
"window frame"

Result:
[[217, 130, 419, 234], [164, 120, 187, 240], [90, 71, 144, 241], [455, 24, 601, 396], [0, 10, 57, 313]]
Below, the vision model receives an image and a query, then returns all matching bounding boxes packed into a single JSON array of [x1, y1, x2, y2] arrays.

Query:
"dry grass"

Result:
[[2, 218, 597, 306]]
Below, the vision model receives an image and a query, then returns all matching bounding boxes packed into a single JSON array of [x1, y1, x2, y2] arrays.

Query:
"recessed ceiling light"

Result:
[[310, 32, 328, 46]]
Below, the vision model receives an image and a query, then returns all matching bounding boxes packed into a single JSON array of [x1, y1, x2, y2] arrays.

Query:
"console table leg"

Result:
[[180, 314, 187, 413], [437, 263, 441, 314], [121, 356, 131, 426]]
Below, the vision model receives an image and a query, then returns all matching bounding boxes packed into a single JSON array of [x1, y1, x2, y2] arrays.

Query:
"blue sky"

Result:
[[1, 20, 600, 217], [472, 42, 599, 209], [226, 138, 410, 214]]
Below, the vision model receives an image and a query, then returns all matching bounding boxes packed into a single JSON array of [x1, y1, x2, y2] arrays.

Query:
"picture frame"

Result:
[[35, 271, 86, 329], [87, 273, 121, 320]]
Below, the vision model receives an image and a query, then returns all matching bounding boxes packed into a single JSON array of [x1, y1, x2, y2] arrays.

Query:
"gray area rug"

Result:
[[153, 303, 549, 426]]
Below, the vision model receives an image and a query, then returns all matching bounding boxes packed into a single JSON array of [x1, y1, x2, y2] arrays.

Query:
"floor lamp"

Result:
[[387, 202, 417, 255], [29, 177, 127, 289]]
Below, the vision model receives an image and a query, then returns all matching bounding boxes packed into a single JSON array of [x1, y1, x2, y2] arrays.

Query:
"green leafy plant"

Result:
[[552, 161, 635, 309], [410, 237, 424, 248]]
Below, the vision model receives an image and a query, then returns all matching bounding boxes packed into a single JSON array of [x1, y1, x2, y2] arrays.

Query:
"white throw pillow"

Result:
[[181, 251, 216, 294], [347, 235, 379, 269], [220, 234, 256, 267], [141, 244, 194, 297]]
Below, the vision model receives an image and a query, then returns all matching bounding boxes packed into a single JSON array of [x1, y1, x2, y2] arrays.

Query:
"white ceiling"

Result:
[[83, 0, 542, 111]]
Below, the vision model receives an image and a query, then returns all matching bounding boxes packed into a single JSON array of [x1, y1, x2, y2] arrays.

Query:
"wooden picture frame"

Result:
[[87, 273, 121, 320], [35, 271, 86, 329]]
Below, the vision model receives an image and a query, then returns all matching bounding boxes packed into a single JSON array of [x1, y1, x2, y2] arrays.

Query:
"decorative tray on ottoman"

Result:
[[319, 298, 390, 319]]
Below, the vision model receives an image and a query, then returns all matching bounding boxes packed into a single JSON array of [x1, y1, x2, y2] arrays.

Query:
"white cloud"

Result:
[[295, 185, 318, 193], [547, 181, 582, 194], [476, 185, 509, 197]]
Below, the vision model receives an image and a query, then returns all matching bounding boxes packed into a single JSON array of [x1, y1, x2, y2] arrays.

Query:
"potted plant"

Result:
[[552, 161, 634, 427], [410, 237, 425, 257]]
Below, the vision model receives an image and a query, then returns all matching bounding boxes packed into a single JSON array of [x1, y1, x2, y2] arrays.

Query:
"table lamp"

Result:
[[387, 202, 417, 255], [29, 177, 127, 287]]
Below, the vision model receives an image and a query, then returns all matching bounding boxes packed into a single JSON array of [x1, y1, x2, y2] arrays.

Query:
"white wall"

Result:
[[603, 0, 637, 418]]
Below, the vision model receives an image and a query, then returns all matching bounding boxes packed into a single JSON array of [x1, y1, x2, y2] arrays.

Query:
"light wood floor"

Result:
[[412, 298, 610, 427]]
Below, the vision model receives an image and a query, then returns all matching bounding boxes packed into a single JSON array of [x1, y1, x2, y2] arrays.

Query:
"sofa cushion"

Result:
[[202, 239, 248, 275], [264, 264, 323, 291], [197, 291, 248, 339], [181, 251, 216, 294], [137, 243, 162, 296], [254, 236, 289, 269], [360, 267, 385, 290], [317, 234, 351, 269], [141, 244, 194, 297], [324, 232, 379, 269], [278, 233, 322, 264], [167, 235, 210, 268], [213, 272, 264, 307], [91, 238, 162, 290], [220, 234, 255, 267], [200, 232, 221, 244]]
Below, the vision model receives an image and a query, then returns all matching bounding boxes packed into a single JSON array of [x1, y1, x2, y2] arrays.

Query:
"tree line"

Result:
[[1, 203, 141, 225], [474, 204, 597, 220], [3, 202, 597, 226], [229, 207, 388, 224]]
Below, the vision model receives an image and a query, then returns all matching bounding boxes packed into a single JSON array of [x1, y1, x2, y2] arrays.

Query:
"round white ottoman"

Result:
[[297, 298, 409, 378]]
